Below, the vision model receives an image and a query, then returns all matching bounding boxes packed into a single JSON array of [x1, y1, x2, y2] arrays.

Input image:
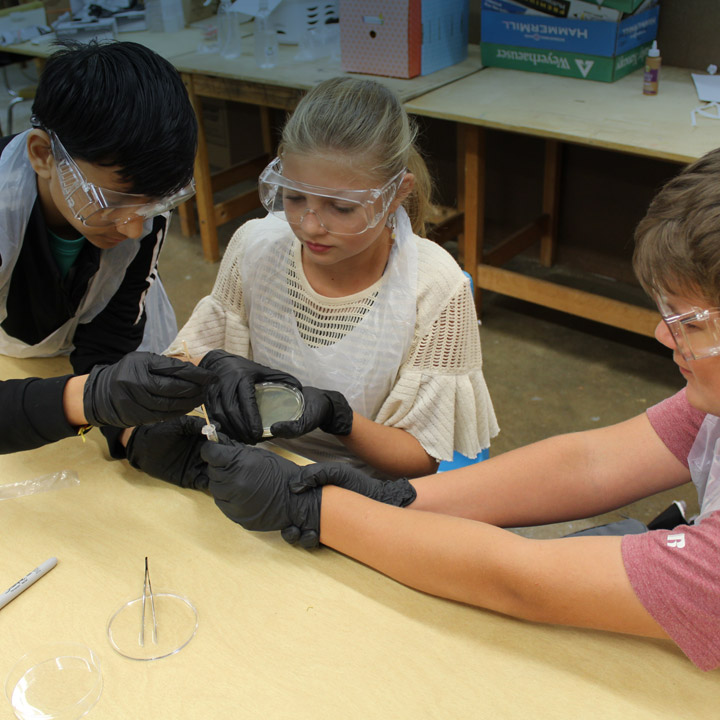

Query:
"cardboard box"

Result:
[[481, 0, 658, 57], [484, 0, 622, 21], [481, 40, 650, 81], [41, 0, 70, 26], [589, 0, 646, 11], [183, 0, 217, 25], [200, 98, 264, 172], [339, 0, 469, 79]]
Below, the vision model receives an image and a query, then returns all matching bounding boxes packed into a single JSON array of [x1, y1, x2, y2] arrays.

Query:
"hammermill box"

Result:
[[480, 0, 659, 82]]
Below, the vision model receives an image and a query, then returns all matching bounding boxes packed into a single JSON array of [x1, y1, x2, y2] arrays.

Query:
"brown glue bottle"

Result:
[[643, 40, 661, 95]]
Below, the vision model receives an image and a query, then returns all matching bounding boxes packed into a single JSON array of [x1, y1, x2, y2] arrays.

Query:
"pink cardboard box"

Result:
[[340, 0, 468, 79]]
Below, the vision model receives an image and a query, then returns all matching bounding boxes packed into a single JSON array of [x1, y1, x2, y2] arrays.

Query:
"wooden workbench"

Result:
[[405, 65, 720, 336], [1, 355, 718, 718]]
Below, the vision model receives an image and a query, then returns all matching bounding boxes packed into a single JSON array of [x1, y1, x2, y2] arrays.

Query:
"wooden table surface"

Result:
[[405, 65, 720, 164], [1, 356, 719, 719]]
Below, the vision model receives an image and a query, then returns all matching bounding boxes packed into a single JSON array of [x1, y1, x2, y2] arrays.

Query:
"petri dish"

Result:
[[255, 382, 305, 437], [107, 592, 198, 661], [5, 642, 102, 720]]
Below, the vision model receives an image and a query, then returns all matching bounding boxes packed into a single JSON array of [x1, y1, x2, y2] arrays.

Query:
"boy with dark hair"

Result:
[[0, 40, 198, 454]]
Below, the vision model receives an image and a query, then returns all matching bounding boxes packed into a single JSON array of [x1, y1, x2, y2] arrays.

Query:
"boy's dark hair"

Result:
[[633, 148, 720, 306], [32, 40, 197, 197]]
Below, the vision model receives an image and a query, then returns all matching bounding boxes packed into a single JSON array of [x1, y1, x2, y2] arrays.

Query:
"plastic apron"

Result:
[[241, 208, 418, 420], [687, 414, 720, 523], [0, 131, 176, 359]]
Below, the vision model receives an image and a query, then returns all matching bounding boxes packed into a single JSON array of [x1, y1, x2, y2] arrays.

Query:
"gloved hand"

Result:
[[201, 440, 322, 547], [288, 462, 417, 507], [270, 386, 353, 438], [83, 352, 215, 428], [199, 350, 302, 444], [125, 415, 211, 489]]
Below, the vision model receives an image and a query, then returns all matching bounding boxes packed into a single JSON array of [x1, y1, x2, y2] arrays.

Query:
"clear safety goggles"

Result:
[[656, 295, 720, 361], [258, 157, 406, 236], [48, 130, 195, 228]]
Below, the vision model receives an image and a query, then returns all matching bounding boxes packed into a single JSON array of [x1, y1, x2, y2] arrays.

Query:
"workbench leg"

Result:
[[176, 199, 197, 237], [182, 73, 220, 263], [540, 139, 561, 268], [461, 124, 486, 312]]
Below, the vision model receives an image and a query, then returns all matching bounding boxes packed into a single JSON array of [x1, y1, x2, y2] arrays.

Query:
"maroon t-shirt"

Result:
[[621, 389, 720, 670]]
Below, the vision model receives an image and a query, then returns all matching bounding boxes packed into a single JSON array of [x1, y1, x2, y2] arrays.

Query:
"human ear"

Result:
[[389, 172, 415, 213], [26, 129, 54, 180]]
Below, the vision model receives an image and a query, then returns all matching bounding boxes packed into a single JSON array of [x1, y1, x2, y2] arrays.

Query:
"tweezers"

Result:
[[139, 556, 158, 646]]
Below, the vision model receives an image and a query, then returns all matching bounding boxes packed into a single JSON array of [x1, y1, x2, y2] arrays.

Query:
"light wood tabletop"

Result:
[[1, 355, 719, 718], [406, 65, 720, 337], [1, 27, 206, 60], [405, 65, 720, 164]]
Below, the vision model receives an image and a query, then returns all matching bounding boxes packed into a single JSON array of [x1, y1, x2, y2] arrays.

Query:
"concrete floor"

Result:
[[4, 61, 694, 537]]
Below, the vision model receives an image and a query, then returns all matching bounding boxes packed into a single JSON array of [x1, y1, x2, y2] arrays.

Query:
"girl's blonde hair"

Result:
[[633, 148, 720, 306], [278, 76, 433, 236]]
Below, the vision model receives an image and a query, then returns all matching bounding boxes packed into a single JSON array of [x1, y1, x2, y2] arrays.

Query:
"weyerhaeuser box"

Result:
[[481, 41, 652, 82], [339, 0, 469, 79]]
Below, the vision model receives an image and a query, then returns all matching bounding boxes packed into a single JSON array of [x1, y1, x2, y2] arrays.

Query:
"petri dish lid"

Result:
[[255, 382, 304, 437], [107, 592, 198, 662], [5, 642, 102, 720]]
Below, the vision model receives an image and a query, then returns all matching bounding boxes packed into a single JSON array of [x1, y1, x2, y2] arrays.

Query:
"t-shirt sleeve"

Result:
[[621, 511, 720, 671], [646, 388, 705, 468]]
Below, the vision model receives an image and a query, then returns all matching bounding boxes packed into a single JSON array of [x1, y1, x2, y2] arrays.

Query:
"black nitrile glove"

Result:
[[126, 416, 211, 489], [83, 352, 215, 428], [201, 440, 322, 548], [199, 350, 302, 444], [288, 462, 417, 507], [270, 386, 353, 438]]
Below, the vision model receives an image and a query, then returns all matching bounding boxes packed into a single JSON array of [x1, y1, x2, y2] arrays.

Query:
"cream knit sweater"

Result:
[[168, 217, 498, 470]]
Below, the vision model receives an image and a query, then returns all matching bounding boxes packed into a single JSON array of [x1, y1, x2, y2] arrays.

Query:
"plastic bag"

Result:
[[0, 470, 80, 500]]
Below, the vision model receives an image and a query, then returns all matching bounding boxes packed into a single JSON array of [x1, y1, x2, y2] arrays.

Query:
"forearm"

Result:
[[339, 413, 439, 477], [319, 487, 666, 637], [410, 414, 691, 528]]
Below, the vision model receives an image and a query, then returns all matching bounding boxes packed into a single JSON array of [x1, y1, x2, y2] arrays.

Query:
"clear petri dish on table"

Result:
[[107, 592, 198, 662], [255, 382, 305, 437], [5, 642, 102, 720]]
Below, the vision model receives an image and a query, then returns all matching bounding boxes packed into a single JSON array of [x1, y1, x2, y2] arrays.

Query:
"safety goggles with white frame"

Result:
[[258, 156, 406, 236], [45, 128, 195, 228], [656, 294, 720, 361]]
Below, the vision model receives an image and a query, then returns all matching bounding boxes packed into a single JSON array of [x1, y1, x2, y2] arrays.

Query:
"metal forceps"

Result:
[[139, 556, 158, 646]]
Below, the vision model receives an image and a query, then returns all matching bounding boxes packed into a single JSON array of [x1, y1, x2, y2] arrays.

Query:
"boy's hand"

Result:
[[270, 386, 353, 438], [201, 440, 322, 548], [289, 463, 417, 507], [199, 350, 302, 444], [83, 352, 215, 428]]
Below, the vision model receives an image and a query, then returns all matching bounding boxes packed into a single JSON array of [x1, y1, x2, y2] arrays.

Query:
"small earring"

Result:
[[386, 213, 396, 241]]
